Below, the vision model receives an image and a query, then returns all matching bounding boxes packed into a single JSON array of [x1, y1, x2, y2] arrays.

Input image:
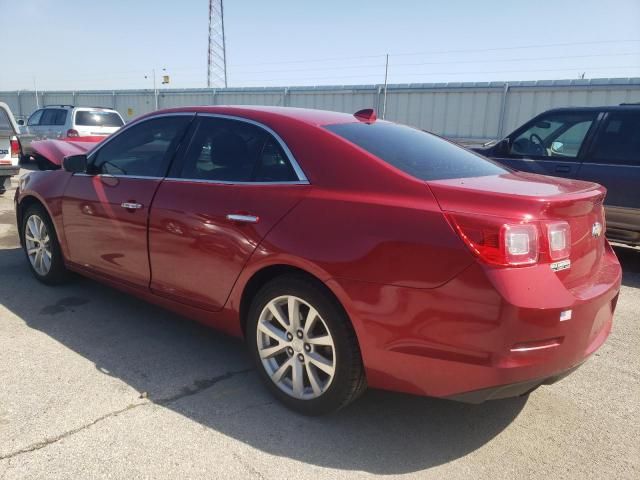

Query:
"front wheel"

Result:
[[247, 274, 366, 415], [21, 204, 69, 284]]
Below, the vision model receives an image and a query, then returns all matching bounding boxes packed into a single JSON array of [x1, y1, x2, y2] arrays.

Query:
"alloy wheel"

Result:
[[24, 214, 52, 276], [256, 295, 336, 400]]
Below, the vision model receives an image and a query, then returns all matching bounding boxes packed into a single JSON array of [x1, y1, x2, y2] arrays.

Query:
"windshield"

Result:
[[325, 122, 507, 181], [75, 111, 124, 127]]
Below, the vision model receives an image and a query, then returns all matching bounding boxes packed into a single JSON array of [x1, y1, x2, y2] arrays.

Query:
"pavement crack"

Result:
[[0, 402, 146, 462], [232, 452, 267, 480], [155, 368, 253, 405], [0, 368, 253, 462]]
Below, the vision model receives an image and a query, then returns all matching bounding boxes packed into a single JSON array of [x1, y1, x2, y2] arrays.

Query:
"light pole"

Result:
[[145, 68, 167, 111]]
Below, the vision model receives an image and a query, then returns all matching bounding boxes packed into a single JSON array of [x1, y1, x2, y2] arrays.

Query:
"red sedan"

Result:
[[15, 106, 621, 415]]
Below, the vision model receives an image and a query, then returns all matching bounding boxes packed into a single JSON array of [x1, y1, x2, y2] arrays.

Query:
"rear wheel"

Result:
[[21, 204, 69, 284], [247, 274, 366, 415]]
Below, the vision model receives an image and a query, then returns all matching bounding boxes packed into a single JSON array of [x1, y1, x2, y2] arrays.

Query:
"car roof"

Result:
[[542, 104, 640, 114], [144, 105, 361, 127]]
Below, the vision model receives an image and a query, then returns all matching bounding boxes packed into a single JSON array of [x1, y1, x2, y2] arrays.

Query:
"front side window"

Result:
[[510, 112, 596, 159], [178, 117, 298, 182], [91, 116, 191, 177], [589, 112, 640, 166], [325, 121, 506, 181], [27, 110, 43, 126]]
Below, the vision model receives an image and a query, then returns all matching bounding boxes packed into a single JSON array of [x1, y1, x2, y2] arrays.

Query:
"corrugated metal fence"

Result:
[[2, 78, 639, 141]]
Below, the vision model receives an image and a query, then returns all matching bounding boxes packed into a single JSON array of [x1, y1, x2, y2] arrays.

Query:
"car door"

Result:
[[491, 111, 598, 179], [577, 110, 640, 237], [148, 115, 309, 311], [61, 114, 194, 287], [20, 109, 44, 154]]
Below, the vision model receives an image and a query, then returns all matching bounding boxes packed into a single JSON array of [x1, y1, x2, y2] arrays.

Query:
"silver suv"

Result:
[[19, 105, 125, 159]]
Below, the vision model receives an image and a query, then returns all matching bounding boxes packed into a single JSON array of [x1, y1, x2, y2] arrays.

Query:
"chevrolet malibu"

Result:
[[15, 106, 622, 415]]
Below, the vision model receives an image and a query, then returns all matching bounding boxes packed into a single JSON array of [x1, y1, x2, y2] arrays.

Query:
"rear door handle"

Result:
[[555, 165, 571, 173], [121, 202, 143, 210], [226, 213, 259, 224]]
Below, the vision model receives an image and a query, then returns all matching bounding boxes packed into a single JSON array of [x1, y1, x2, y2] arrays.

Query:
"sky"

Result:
[[0, 0, 639, 91]]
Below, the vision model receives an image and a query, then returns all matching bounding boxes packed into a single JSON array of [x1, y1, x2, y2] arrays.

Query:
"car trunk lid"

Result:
[[428, 172, 607, 289]]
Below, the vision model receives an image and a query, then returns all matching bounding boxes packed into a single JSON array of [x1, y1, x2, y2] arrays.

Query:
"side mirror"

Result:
[[17, 119, 25, 126], [62, 154, 88, 173], [495, 138, 511, 156]]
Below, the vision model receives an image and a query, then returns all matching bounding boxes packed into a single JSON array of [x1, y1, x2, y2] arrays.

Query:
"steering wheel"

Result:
[[529, 133, 545, 155]]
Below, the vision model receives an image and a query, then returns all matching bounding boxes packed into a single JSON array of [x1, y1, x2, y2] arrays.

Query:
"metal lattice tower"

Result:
[[207, 0, 227, 88]]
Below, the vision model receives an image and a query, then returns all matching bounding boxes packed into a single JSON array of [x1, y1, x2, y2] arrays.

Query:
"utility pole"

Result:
[[207, 0, 228, 88], [33, 76, 39, 108], [382, 54, 389, 120]]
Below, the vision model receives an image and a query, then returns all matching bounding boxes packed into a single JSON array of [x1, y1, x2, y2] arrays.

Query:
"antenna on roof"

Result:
[[354, 109, 377, 123]]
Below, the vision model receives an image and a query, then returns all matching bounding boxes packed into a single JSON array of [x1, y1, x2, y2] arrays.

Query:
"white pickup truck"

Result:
[[0, 102, 20, 194]]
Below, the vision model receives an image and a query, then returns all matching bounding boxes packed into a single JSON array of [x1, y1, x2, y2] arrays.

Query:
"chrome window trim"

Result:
[[73, 173, 164, 180], [162, 177, 309, 186], [194, 112, 309, 183], [84, 111, 310, 184]]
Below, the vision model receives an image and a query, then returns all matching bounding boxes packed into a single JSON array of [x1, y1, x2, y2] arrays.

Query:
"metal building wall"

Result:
[[2, 78, 639, 140]]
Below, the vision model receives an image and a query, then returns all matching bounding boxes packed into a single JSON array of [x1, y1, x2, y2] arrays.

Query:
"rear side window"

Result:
[[75, 111, 124, 127], [38, 109, 67, 126], [589, 112, 640, 166], [177, 117, 298, 182], [325, 122, 507, 181]]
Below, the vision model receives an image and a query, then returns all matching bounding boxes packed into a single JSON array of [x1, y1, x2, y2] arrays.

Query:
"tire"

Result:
[[21, 204, 69, 285], [247, 274, 366, 415]]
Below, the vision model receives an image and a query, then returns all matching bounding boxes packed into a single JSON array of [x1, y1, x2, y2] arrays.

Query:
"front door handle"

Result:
[[121, 202, 143, 210], [555, 165, 571, 173], [226, 213, 259, 224]]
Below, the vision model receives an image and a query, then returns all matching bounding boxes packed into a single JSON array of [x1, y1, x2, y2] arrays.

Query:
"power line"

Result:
[[227, 39, 640, 69]]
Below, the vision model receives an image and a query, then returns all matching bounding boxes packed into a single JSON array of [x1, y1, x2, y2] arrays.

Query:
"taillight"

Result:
[[66, 129, 80, 138], [10, 138, 19, 158], [546, 221, 571, 260], [448, 213, 538, 266], [448, 213, 571, 267], [503, 224, 539, 265]]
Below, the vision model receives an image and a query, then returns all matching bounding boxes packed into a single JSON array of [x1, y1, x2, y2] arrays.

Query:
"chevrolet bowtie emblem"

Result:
[[592, 222, 603, 238]]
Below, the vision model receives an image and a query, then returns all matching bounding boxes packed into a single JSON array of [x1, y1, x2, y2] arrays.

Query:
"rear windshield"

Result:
[[75, 111, 124, 127], [325, 122, 507, 181]]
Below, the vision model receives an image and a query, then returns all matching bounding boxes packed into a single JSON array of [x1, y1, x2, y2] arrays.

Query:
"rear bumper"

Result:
[[329, 243, 622, 400], [0, 165, 20, 177], [446, 362, 583, 403]]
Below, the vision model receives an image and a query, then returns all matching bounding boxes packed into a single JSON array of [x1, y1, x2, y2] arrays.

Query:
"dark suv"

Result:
[[476, 105, 640, 246]]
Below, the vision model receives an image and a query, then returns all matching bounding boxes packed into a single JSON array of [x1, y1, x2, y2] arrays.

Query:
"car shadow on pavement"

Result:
[[0, 246, 527, 474]]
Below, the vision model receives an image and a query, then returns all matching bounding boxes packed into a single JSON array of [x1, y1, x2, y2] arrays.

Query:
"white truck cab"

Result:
[[0, 102, 20, 195]]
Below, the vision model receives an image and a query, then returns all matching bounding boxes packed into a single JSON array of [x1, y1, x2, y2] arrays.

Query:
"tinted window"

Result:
[[52, 109, 67, 126], [589, 112, 640, 166], [510, 112, 596, 160], [91, 116, 191, 177], [178, 117, 298, 182], [27, 110, 43, 126], [325, 122, 506, 181], [39, 109, 60, 126], [75, 111, 124, 127]]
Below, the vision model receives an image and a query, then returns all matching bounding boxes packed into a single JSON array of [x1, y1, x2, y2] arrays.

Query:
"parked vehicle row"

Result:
[[15, 106, 621, 415], [18, 105, 124, 160], [476, 104, 640, 247]]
